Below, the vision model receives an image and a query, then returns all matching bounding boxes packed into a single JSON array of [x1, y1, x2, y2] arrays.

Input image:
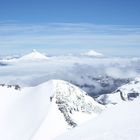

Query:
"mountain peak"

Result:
[[32, 49, 37, 53], [37, 79, 104, 127], [20, 50, 48, 60], [0, 79, 105, 140], [83, 50, 103, 57], [48, 80, 104, 127]]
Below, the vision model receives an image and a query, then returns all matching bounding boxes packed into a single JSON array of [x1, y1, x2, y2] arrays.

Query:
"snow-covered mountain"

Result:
[[51, 80, 104, 125], [0, 50, 48, 63], [56, 98, 140, 140], [0, 80, 104, 140], [83, 50, 103, 57], [20, 49, 48, 61], [96, 77, 140, 105]]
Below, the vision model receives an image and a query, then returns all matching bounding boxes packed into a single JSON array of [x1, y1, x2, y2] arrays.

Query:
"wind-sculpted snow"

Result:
[[0, 80, 104, 140]]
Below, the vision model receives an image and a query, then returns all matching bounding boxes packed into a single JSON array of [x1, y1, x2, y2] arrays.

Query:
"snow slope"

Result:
[[0, 82, 53, 140], [56, 98, 140, 140], [32, 80, 104, 140], [0, 80, 104, 140]]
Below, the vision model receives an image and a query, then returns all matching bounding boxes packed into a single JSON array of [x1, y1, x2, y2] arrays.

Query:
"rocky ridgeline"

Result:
[[96, 77, 140, 105], [0, 84, 21, 90], [50, 80, 104, 127]]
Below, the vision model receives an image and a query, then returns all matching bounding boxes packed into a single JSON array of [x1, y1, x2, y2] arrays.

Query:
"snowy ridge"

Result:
[[96, 77, 140, 105], [0, 80, 104, 140], [0, 84, 21, 90], [116, 77, 140, 101], [51, 80, 104, 127], [56, 98, 140, 140]]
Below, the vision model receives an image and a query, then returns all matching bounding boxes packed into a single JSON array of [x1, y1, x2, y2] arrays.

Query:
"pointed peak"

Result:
[[32, 49, 37, 53], [83, 50, 103, 57], [20, 50, 48, 60]]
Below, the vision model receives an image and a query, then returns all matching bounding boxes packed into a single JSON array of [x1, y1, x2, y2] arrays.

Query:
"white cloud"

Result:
[[0, 55, 139, 96]]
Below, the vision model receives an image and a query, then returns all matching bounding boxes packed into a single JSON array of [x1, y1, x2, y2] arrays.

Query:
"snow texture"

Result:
[[0, 80, 104, 140], [56, 98, 140, 140]]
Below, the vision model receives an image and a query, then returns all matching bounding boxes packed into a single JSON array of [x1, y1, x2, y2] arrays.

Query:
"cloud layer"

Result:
[[0, 55, 140, 96]]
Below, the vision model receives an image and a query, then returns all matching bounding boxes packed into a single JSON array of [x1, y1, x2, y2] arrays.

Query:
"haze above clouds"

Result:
[[0, 23, 140, 56]]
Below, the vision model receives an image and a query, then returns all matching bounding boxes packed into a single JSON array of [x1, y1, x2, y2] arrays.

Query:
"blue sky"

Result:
[[0, 0, 140, 56], [1, 0, 140, 24]]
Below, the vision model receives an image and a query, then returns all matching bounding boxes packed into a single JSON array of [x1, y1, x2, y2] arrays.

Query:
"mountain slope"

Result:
[[0, 80, 104, 140], [96, 77, 140, 105], [56, 98, 140, 140], [32, 80, 104, 140]]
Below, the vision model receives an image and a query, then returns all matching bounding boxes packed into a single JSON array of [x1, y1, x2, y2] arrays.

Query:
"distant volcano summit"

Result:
[[20, 49, 48, 60], [83, 50, 103, 57]]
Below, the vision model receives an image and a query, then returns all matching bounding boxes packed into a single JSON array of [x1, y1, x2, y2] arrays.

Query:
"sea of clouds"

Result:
[[0, 55, 140, 97]]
